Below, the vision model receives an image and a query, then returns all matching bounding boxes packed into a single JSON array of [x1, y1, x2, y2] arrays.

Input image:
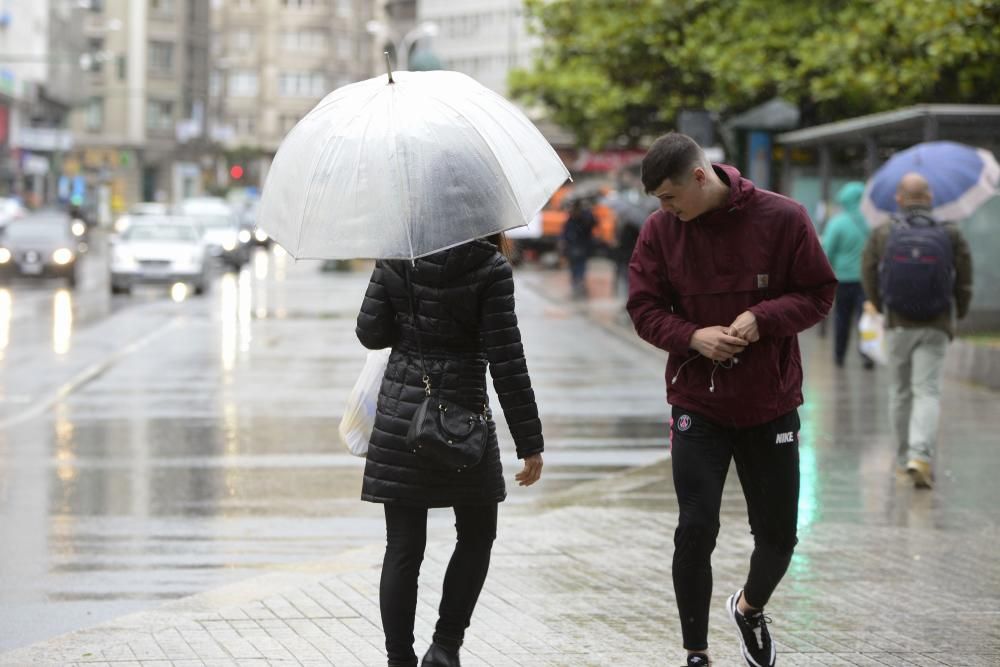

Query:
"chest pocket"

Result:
[[669, 268, 779, 298]]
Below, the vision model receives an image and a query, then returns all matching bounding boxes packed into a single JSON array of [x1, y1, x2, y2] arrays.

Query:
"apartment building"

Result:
[[417, 0, 537, 96], [67, 0, 211, 215], [210, 0, 374, 187], [0, 0, 88, 205]]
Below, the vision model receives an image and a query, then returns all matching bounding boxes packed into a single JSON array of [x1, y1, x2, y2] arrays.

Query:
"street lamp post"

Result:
[[366, 20, 438, 71]]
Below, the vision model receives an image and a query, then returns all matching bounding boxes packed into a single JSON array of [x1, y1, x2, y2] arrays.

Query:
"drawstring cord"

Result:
[[671, 355, 699, 385], [709, 357, 739, 393], [672, 355, 740, 392]]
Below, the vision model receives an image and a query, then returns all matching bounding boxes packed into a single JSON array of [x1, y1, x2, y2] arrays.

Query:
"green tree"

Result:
[[509, 0, 715, 150], [511, 0, 1000, 147]]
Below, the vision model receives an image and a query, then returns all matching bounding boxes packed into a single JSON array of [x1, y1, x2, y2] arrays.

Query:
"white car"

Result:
[[115, 202, 171, 233], [110, 216, 209, 295], [175, 197, 250, 269]]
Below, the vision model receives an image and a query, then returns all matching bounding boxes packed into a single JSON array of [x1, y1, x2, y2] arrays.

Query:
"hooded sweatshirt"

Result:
[[627, 165, 836, 428], [821, 181, 869, 282]]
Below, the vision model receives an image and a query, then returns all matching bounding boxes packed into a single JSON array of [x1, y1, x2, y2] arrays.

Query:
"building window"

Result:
[[228, 70, 259, 96], [281, 29, 327, 52], [280, 114, 300, 134], [234, 114, 256, 136], [87, 37, 104, 73], [278, 71, 326, 97], [335, 36, 351, 60], [88, 0, 104, 12], [282, 0, 329, 8], [231, 29, 255, 51], [147, 99, 174, 132], [149, 41, 174, 73], [150, 0, 174, 15], [85, 97, 103, 132]]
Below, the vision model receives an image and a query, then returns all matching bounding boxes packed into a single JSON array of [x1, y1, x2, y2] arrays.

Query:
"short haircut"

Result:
[[640, 132, 707, 193]]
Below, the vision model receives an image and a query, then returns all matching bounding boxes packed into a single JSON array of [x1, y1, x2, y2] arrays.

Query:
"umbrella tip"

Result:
[[383, 52, 394, 84]]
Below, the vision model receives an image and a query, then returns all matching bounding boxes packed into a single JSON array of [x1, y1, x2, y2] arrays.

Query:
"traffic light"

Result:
[[229, 164, 244, 180]]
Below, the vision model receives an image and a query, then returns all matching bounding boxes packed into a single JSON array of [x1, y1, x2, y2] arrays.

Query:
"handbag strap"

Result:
[[402, 260, 489, 417], [403, 262, 432, 396]]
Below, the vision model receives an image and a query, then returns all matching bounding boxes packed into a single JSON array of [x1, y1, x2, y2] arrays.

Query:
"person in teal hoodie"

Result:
[[821, 181, 873, 368]]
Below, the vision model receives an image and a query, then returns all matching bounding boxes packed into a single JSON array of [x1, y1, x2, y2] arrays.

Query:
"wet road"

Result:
[[0, 248, 669, 650]]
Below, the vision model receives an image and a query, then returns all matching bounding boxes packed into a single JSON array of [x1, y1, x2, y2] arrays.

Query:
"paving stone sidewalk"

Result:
[[5, 460, 1000, 666], [5, 260, 1000, 666]]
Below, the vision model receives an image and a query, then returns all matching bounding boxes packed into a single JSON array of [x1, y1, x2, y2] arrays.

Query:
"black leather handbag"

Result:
[[403, 264, 489, 471]]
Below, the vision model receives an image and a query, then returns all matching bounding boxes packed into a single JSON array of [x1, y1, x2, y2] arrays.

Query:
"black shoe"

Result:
[[421, 643, 460, 667], [686, 653, 710, 666], [727, 589, 775, 667]]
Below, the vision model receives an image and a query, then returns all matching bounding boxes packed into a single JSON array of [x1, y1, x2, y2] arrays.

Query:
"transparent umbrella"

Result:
[[258, 68, 570, 260]]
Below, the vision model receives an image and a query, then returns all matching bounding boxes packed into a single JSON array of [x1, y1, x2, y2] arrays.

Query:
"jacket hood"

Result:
[[697, 164, 756, 223], [385, 239, 500, 286], [835, 181, 865, 212]]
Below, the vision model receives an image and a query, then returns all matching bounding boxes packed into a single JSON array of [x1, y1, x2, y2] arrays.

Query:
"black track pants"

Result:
[[670, 407, 800, 651]]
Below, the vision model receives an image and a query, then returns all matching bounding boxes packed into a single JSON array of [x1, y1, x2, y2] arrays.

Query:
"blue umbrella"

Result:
[[861, 141, 999, 226]]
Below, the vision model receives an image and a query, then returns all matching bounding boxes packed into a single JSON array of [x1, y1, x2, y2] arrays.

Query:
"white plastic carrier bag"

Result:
[[339, 348, 391, 457]]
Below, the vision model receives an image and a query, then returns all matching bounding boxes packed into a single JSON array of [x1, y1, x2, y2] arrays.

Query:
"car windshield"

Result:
[[2, 218, 69, 243], [189, 213, 236, 229], [124, 224, 200, 242]]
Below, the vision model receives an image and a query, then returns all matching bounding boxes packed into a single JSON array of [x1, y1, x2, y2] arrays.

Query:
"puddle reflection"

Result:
[[52, 290, 73, 355], [0, 289, 10, 360]]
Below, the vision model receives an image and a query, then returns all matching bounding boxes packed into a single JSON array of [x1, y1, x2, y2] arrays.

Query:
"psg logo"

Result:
[[677, 414, 692, 432]]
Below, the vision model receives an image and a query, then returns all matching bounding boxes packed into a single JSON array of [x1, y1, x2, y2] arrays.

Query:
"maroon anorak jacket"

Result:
[[627, 165, 836, 428]]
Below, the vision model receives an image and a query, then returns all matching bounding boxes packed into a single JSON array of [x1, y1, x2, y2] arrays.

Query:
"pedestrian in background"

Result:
[[610, 165, 659, 297], [628, 132, 836, 667], [861, 172, 973, 489], [356, 234, 544, 667], [821, 181, 874, 369], [561, 198, 597, 299]]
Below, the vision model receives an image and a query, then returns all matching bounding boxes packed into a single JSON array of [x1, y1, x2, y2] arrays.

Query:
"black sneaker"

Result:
[[686, 653, 710, 666], [727, 589, 775, 667]]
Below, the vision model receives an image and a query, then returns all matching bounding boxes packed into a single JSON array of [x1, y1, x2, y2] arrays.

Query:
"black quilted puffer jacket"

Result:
[[355, 239, 543, 507]]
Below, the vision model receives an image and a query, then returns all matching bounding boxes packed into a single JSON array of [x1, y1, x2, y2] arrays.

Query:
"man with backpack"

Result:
[[861, 172, 973, 489]]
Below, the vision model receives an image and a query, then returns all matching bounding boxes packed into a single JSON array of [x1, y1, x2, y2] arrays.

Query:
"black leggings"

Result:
[[670, 407, 800, 651], [381, 503, 498, 667]]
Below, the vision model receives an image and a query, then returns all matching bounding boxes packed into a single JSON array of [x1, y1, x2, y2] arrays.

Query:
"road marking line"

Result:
[[0, 317, 181, 430]]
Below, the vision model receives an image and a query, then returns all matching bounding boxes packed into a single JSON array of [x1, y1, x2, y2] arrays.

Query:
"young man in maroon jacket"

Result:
[[627, 133, 836, 667]]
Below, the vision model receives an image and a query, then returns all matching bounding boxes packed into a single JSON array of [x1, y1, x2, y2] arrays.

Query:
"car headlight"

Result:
[[254, 229, 268, 242], [238, 229, 251, 244], [52, 248, 75, 265], [71, 221, 87, 237], [0, 248, 10, 264], [222, 239, 236, 251]]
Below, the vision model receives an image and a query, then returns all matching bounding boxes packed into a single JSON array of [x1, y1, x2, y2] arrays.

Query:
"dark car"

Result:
[[0, 211, 82, 287]]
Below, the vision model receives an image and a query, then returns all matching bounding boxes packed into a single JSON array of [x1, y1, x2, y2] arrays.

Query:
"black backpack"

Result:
[[878, 211, 954, 320]]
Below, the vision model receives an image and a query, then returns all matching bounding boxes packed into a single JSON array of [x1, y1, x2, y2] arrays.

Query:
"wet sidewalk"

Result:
[[5, 259, 1000, 666]]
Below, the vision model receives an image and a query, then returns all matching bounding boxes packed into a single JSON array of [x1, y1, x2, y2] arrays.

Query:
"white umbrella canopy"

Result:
[[259, 69, 570, 260]]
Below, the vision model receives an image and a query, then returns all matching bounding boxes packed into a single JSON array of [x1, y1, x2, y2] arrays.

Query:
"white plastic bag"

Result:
[[339, 348, 391, 457], [858, 312, 888, 366]]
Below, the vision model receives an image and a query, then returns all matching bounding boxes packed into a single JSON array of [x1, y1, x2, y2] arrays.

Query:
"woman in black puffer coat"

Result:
[[355, 234, 543, 667]]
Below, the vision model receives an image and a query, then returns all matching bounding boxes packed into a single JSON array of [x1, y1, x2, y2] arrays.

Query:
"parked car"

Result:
[[176, 197, 250, 269], [110, 216, 209, 295], [0, 210, 82, 287]]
